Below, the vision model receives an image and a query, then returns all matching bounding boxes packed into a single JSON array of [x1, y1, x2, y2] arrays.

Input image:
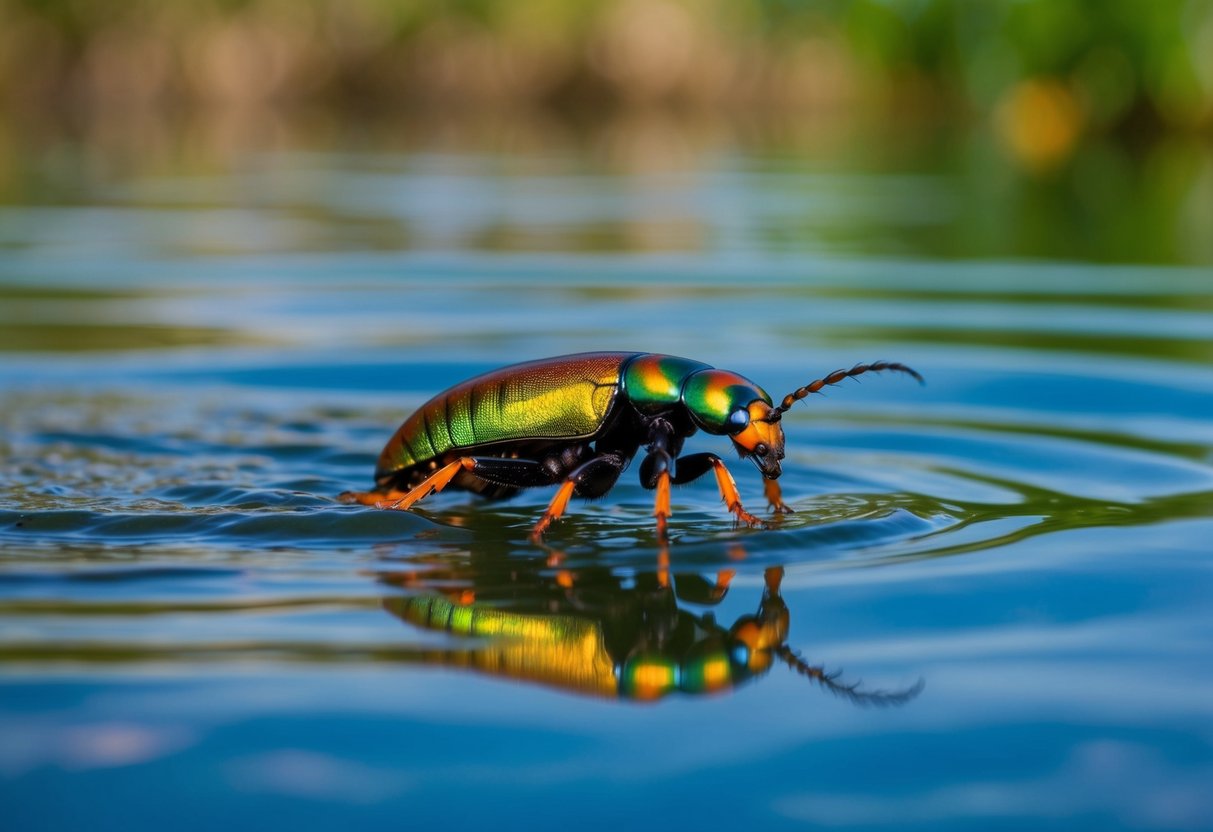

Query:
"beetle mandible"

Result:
[[340, 352, 922, 539]]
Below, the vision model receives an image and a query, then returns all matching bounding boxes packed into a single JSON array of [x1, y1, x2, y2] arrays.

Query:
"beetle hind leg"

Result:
[[382, 458, 478, 510], [343, 456, 551, 512], [531, 480, 577, 540], [339, 487, 412, 508]]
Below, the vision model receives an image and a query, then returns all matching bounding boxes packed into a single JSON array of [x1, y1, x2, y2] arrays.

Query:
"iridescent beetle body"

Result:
[[374, 352, 634, 490], [342, 352, 921, 539]]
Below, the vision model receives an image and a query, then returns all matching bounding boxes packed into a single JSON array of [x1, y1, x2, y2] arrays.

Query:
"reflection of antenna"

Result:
[[775, 645, 925, 707]]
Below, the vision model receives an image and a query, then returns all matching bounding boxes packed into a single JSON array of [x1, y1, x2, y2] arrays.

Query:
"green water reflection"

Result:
[[379, 553, 923, 704], [0, 541, 924, 708]]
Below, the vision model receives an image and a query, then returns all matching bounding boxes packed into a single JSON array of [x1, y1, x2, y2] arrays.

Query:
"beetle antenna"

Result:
[[775, 361, 924, 414], [775, 645, 925, 706]]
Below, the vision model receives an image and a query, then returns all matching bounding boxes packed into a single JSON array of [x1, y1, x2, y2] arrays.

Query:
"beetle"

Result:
[[340, 352, 922, 539]]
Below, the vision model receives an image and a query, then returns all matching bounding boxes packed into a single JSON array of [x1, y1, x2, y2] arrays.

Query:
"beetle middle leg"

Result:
[[638, 419, 683, 540], [530, 452, 628, 540], [639, 452, 675, 540]]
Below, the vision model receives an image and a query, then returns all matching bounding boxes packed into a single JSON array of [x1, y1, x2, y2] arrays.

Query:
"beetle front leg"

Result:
[[763, 478, 793, 514], [668, 453, 765, 529]]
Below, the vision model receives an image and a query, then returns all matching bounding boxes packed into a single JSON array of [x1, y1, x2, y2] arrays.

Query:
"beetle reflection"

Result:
[[379, 550, 922, 705]]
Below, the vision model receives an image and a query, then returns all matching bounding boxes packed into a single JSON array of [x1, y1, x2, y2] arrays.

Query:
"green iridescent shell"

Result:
[[681, 369, 772, 434], [621, 353, 712, 413], [376, 352, 637, 477]]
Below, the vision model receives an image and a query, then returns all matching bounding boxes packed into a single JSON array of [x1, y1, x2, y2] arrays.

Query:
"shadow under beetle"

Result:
[[341, 352, 922, 539]]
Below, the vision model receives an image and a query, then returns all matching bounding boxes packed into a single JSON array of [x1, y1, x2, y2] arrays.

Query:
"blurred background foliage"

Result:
[[1, 0, 1211, 265], [3, 0, 1211, 133]]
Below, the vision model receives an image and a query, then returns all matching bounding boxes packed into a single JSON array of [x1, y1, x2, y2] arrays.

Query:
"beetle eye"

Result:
[[755, 443, 769, 456], [727, 408, 750, 431]]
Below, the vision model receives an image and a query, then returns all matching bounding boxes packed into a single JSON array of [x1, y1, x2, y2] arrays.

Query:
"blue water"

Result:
[[2, 119, 1212, 830]]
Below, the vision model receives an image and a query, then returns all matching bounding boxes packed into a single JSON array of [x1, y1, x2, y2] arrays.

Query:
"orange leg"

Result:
[[544, 547, 567, 569], [530, 479, 577, 541], [715, 568, 736, 590], [339, 488, 411, 507], [344, 458, 475, 511], [710, 458, 764, 528], [764, 565, 784, 593], [536, 543, 575, 586], [389, 458, 477, 509], [528, 452, 629, 541], [653, 469, 672, 541], [764, 478, 794, 514]]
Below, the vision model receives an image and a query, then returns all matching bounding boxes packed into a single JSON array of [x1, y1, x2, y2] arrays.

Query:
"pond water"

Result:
[[2, 115, 1212, 830]]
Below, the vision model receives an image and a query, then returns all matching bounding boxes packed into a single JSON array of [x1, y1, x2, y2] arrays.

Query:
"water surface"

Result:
[[2, 116, 1212, 830]]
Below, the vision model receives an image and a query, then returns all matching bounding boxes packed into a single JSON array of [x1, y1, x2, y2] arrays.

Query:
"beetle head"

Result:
[[682, 369, 786, 479], [728, 400, 786, 479]]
